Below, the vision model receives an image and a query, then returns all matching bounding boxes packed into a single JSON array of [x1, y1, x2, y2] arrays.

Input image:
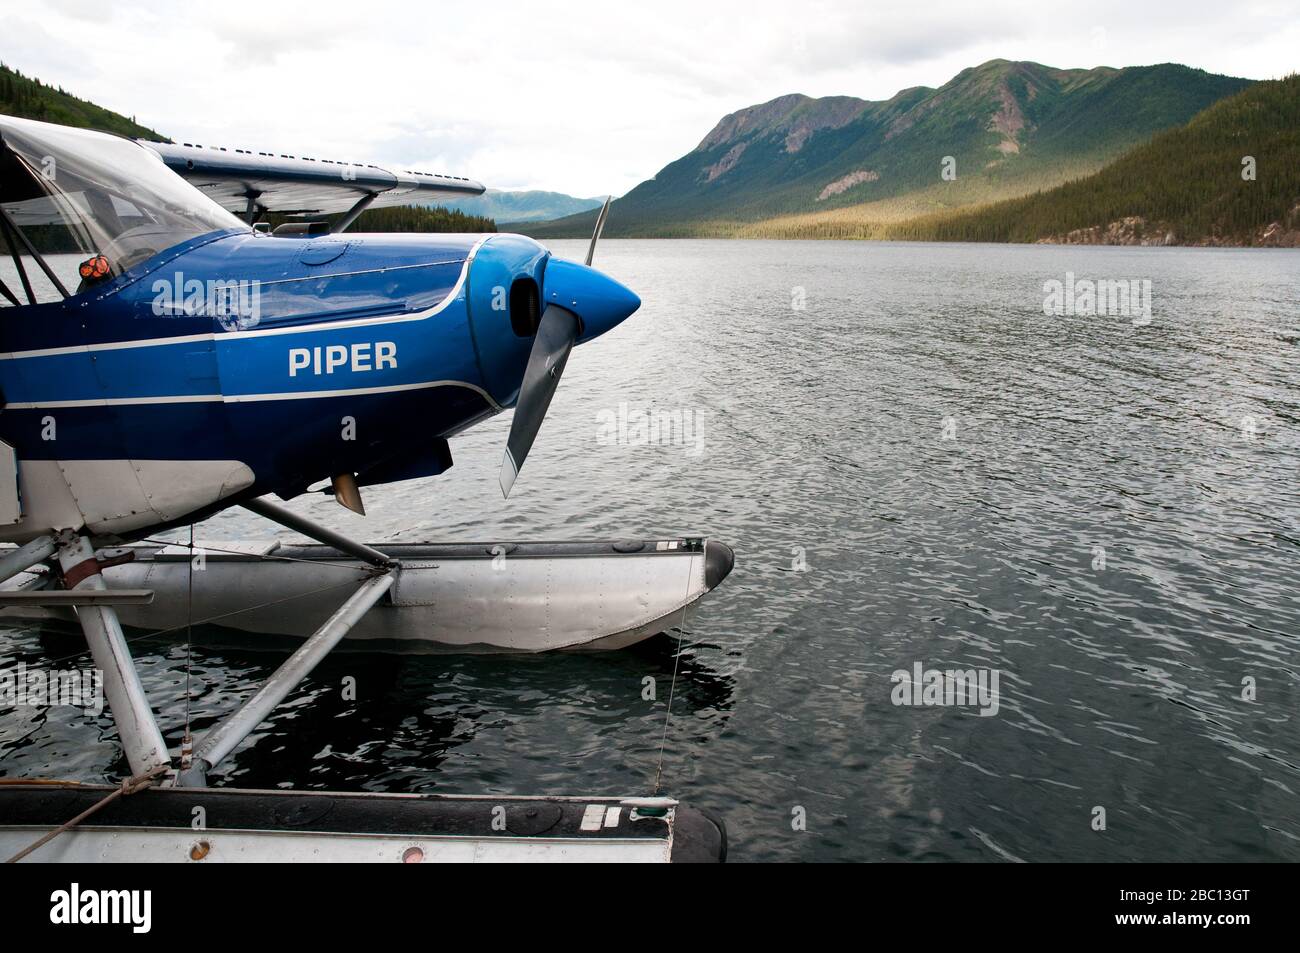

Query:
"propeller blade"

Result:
[[585, 196, 612, 266], [499, 304, 581, 498]]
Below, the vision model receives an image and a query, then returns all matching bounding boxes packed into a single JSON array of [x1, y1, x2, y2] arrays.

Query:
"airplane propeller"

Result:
[[498, 304, 579, 498], [499, 195, 614, 499]]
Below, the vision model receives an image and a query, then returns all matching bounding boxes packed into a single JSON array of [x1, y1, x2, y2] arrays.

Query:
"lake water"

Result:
[[2, 240, 1298, 862]]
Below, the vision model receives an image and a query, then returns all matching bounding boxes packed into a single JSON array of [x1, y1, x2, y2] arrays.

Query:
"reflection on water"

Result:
[[2, 240, 1298, 861]]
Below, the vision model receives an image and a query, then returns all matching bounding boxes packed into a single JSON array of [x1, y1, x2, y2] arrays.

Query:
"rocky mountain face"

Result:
[[526, 60, 1253, 237]]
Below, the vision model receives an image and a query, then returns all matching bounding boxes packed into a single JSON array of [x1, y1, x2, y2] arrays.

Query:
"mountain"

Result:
[[0, 63, 164, 139], [433, 189, 605, 224], [523, 60, 1254, 238], [885, 74, 1300, 246]]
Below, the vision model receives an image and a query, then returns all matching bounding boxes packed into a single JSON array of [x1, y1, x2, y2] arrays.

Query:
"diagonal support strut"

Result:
[[175, 568, 396, 786], [242, 496, 396, 567]]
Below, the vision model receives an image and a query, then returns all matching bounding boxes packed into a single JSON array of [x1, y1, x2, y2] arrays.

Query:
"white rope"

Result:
[[653, 556, 697, 795]]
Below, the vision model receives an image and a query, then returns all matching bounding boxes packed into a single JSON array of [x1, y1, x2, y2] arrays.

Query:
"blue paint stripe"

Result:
[[1, 295, 476, 404], [0, 384, 494, 463]]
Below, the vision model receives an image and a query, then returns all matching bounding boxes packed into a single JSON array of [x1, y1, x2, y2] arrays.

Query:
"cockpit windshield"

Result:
[[0, 116, 247, 301]]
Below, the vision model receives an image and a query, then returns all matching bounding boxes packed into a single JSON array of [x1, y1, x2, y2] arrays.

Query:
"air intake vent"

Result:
[[509, 277, 540, 337]]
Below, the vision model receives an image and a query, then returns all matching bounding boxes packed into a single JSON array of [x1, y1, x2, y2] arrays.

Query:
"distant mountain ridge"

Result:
[[434, 189, 605, 224], [524, 59, 1255, 238]]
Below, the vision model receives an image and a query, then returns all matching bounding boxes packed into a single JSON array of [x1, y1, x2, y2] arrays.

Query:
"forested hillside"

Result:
[[888, 75, 1300, 245], [0, 63, 163, 139]]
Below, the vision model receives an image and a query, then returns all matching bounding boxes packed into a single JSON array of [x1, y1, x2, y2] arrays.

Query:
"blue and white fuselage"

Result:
[[0, 117, 639, 543]]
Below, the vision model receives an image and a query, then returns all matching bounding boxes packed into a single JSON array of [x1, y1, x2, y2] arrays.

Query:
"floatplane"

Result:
[[0, 115, 731, 862]]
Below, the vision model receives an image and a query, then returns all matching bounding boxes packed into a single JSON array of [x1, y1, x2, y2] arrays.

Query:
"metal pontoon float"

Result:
[[0, 500, 735, 863], [0, 786, 726, 863], [3, 536, 734, 653]]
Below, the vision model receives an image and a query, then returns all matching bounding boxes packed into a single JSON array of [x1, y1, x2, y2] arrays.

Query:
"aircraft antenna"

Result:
[[585, 196, 612, 266]]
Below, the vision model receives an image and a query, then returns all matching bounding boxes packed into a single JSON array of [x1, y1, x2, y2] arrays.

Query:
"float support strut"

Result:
[[56, 531, 170, 777], [177, 569, 396, 786], [0, 534, 57, 586], [242, 496, 396, 568]]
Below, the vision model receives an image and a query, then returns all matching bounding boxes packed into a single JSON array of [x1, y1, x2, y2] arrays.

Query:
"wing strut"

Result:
[[332, 192, 379, 234], [243, 191, 265, 225]]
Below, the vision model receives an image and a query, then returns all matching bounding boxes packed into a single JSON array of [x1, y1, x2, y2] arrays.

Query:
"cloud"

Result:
[[1, 0, 1295, 195]]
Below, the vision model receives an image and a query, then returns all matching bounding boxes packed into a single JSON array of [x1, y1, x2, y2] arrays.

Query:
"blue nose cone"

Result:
[[542, 258, 641, 344]]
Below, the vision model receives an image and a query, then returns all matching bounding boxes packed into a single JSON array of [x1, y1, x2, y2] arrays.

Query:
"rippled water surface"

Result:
[[2, 240, 1298, 862]]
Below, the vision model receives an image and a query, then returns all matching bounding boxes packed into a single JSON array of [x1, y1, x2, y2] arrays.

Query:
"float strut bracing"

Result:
[[0, 534, 57, 586], [56, 531, 170, 777], [175, 569, 396, 786], [241, 496, 396, 567]]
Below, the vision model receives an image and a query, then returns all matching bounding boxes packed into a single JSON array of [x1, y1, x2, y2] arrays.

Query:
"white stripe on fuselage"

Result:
[[3, 379, 503, 411], [0, 236, 490, 360]]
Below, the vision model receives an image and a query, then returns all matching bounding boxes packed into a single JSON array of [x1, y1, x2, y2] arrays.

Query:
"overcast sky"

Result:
[[2, 0, 1296, 195]]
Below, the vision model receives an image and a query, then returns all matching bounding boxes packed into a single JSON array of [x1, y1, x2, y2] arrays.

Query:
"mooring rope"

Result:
[[182, 524, 195, 768], [3, 764, 168, 863], [653, 555, 697, 795]]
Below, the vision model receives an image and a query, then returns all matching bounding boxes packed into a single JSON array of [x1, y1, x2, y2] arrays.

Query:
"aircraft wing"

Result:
[[139, 139, 485, 218]]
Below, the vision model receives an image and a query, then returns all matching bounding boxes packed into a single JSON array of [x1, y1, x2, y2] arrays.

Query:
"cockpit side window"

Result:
[[0, 140, 83, 306], [0, 116, 248, 307]]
